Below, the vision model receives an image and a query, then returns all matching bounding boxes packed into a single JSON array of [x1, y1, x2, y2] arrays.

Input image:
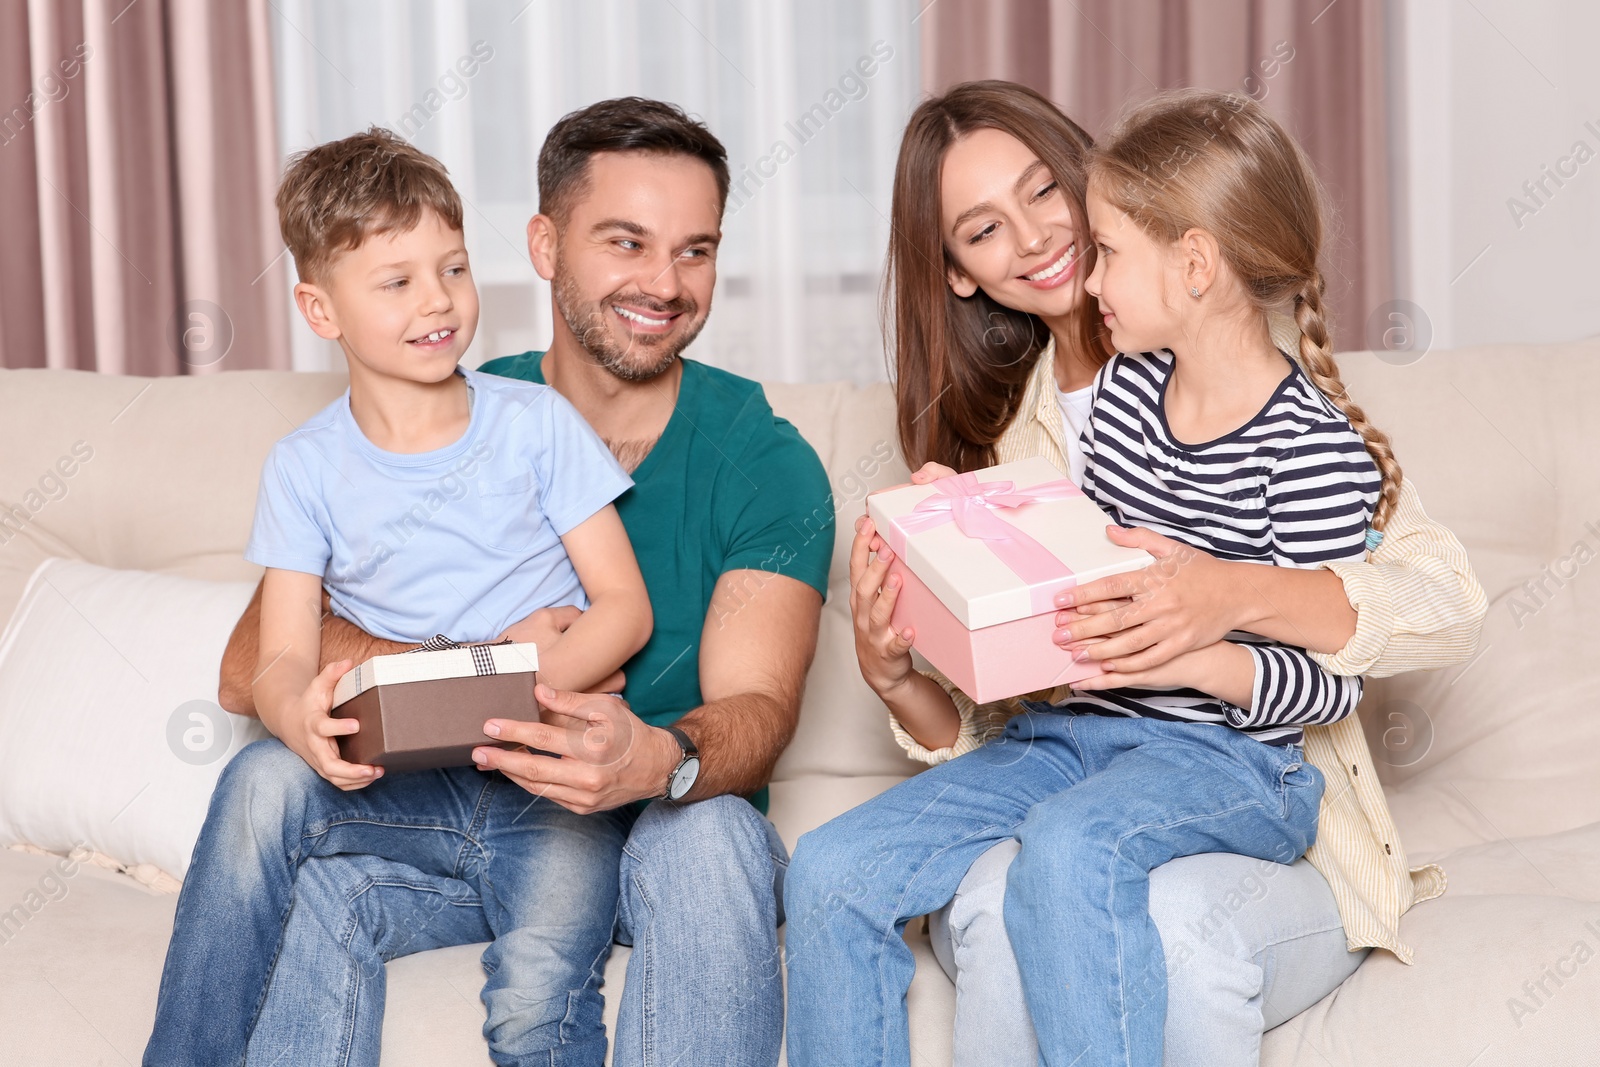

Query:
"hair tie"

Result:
[[1364, 527, 1384, 551]]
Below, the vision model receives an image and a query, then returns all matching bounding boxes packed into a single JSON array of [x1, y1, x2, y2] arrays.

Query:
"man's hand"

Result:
[[469, 683, 679, 815], [264, 658, 384, 791], [480, 569, 821, 812]]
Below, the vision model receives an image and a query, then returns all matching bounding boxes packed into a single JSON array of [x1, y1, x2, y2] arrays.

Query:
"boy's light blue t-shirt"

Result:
[[245, 368, 632, 644]]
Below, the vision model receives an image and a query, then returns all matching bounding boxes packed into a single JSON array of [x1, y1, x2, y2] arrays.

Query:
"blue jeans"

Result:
[[143, 738, 629, 1067], [783, 710, 1324, 1067], [246, 794, 789, 1067], [144, 738, 788, 1067], [928, 844, 1367, 1066]]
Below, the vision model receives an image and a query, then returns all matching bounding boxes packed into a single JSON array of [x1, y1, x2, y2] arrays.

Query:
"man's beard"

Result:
[[551, 258, 707, 383]]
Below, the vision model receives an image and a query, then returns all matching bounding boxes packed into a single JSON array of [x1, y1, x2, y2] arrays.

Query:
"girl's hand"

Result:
[[277, 659, 383, 791], [1072, 641, 1251, 704], [1053, 526, 1241, 673], [848, 515, 917, 698]]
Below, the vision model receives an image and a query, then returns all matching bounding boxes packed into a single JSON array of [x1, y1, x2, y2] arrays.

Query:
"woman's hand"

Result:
[[1054, 526, 1245, 673], [910, 461, 958, 484], [850, 469, 971, 750], [848, 514, 917, 699]]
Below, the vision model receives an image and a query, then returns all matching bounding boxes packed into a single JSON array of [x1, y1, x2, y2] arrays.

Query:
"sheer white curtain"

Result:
[[269, 0, 924, 384]]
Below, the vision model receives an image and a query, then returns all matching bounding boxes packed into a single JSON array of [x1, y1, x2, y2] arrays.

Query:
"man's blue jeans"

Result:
[[143, 738, 788, 1067], [783, 710, 1324, 1067]]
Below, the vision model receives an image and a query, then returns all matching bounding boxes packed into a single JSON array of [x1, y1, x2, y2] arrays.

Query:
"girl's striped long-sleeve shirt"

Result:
[[1071, 349, 1382, 745], [886, 334, 1482, 962]]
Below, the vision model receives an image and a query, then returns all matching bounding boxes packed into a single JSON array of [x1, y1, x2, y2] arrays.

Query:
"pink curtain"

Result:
[[0, 0, 289, 374], [921, 0, 1393, 351]]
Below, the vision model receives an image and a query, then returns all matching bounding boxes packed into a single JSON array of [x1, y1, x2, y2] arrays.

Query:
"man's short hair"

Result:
[[276, 127, 464, 283], [537, 97, 730, 224]]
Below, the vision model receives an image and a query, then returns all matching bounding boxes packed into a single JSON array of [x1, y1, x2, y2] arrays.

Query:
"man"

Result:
[[144, 98, 832, 1067]]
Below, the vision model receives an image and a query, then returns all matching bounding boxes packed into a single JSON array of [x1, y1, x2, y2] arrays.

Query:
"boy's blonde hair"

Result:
[[276, 127, 464, 284], [1090, 90, 1402, 532]]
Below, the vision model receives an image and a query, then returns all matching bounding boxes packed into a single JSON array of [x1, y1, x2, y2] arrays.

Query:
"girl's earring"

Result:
[[1189, 286, 1201, 299]]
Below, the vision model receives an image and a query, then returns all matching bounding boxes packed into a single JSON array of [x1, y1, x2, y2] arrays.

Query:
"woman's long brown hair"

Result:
[[885, 80, 1110, 473]]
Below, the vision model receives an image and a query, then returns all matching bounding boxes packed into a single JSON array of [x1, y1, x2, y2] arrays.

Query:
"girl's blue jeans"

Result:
[[783, 708, 1325, 1067]]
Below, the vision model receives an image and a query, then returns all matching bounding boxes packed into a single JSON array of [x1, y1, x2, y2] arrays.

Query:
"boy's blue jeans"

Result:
[[143, 738, 788, 1067], [783, 709, 1324, 1067]]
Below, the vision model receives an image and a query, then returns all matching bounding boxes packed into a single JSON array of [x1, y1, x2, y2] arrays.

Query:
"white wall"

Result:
[[1398, 0, 1600, 350]]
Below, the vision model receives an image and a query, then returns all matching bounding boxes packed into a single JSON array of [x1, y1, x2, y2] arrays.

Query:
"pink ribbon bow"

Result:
[[885, 472, 1083, 613]]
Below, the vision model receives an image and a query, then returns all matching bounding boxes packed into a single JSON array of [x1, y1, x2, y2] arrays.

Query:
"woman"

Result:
[[831, 81, 1483, 1065]]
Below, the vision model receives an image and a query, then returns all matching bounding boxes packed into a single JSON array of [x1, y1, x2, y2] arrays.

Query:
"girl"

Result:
[[785, 87, 1483, 1067]]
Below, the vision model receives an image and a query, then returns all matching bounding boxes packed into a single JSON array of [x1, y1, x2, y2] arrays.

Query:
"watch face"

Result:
[[669, 756, 701, 799]]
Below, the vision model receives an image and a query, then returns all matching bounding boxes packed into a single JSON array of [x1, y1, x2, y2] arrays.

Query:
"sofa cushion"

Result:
[[0, 370, 351, 633], [1334, 343, 1600, 605], [0, 559, 264, 879], [1260, 822, 1600, 1067], [0, 839, 959, 1067], [1362, 565, 1600, 858], [764, 380, 930, 785], [0, 846, 513, 1067]]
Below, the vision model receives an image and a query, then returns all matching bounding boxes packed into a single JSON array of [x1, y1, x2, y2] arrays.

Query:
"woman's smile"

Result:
[[1018, 242, 1078, 290]]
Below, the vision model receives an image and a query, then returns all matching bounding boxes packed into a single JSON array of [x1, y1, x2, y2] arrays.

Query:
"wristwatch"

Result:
[[662, 724, 701, 801]]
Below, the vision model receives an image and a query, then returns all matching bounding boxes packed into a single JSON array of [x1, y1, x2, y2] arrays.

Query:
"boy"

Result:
[[242, 127, 651, 1062], [253, 128, 653, 779]]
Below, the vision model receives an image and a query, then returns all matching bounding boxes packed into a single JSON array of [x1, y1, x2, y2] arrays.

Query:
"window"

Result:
[[270, 0, 923, 384]]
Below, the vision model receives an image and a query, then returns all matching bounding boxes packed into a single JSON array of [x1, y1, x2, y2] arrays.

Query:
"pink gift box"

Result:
[[866, 457, 1155, 704]]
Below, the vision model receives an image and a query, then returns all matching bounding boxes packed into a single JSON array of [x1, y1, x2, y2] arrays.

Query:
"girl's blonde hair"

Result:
[[1089, 89, 1402, 532]]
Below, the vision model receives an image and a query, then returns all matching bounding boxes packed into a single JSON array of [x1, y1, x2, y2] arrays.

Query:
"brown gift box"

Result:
[[330, 641, 540, 772]]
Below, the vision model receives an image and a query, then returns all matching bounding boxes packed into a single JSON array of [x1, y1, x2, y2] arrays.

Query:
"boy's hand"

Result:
[[275, 659, 384, 790], [499, 605, 626, 693], [499, 605, 582, 649]]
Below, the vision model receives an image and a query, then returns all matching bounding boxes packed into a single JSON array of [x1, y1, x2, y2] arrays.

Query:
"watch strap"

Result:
[[662, 724, 699, 800], [664, 724, 699, 758]]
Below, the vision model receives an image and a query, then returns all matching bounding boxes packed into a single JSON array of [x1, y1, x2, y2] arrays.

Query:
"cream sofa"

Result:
[[1, 341, 1597, 1066]]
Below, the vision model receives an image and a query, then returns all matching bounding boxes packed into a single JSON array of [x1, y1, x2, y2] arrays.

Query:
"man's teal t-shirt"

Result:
[[477, 351, 835, 813]]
